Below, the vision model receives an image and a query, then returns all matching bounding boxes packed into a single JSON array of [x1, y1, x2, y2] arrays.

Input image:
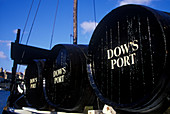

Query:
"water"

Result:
[[0, 90, 10, 113]]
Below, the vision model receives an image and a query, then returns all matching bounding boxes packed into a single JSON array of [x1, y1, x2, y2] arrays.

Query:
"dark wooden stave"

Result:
[[88, 4, 170, 113], [44, 44, 95, 112], [25, 59, 46, 108]]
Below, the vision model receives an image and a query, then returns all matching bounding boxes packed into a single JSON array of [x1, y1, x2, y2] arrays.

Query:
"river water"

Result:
[[0, 90, 10, 113]]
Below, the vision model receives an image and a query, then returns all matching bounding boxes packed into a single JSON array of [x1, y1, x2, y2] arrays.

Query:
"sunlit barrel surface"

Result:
[[88, 4, 170, 112]]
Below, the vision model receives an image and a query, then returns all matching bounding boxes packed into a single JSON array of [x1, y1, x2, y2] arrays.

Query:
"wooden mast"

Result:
[[73, 0, 77, 44]]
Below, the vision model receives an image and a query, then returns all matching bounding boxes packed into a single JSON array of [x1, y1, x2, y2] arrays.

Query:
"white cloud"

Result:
[[0, 51, 7, 59], [13, 29, 28, 36], [0, 40, 11, 47], [80, 21, 98, 34], [119, 0, 152, 6], [0, 40, 11, 43], [13, 29, 18, 34]]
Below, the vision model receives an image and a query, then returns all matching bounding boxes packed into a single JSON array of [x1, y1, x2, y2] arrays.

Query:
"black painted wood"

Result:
[[88, 4, 170, 113], [25, 59, 46, 108], [44, 44, 95, 112]]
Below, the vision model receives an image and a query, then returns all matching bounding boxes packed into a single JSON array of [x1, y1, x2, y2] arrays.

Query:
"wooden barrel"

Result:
[[43, 44, 95, 112], [88, 4, 170, 113], [25, 59, 46, 108]]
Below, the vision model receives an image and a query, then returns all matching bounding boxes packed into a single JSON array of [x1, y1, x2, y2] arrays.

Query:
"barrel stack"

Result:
[[10, 4, 170, 114], [87, 4, 170, 113]]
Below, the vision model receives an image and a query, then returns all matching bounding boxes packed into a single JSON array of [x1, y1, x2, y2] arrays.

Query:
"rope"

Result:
[[50, 0, 59, 49], [26, 0, 42, 45], [20, 0, 35, 43], [93, 0, 97, 27], [17, 0, 41, 73]]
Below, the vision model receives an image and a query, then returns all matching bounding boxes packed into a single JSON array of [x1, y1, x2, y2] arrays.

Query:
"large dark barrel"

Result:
[[88, 4, 170, 113], [43, 44, 95, 112], [25, 59, 46, 108]]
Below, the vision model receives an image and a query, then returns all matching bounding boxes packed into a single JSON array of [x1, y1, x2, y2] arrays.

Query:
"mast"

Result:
[[73, 0, 77, 44]]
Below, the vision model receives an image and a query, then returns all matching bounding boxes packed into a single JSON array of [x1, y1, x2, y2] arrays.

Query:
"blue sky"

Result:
[[0, 0, 170, 72]]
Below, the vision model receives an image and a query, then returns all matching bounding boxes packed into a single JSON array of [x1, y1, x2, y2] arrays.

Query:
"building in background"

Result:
[[0, 67, 24, 83], [0, 67, 5, 82]]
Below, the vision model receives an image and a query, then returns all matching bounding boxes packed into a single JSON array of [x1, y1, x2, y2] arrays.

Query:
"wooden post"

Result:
[[11, 29, 20, 90], [73, 0, 77, 44], [9, 29, 20, 107]]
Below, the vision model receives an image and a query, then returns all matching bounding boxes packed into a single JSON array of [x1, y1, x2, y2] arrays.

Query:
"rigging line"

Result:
[[18, 0, 41, 73], [93, 0, 97, 27], [50, 0, 59, 49], [26, 0, 42, 45], [20, 0, 35, 43]]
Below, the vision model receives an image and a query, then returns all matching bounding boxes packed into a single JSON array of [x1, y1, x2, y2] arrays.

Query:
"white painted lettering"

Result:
[[53, 67, 66, 77], [130, 53, 136, 64], [114, 46, 121, 57], [132, 40, 139, 52], [54, 75, 64, 84], [30, 77, 37, 89], [111, 59, 116, 69], [120, 43, 129, 54], [108, 40, 139, 69], [123, 55, 130, 66], [53, 67, 66, 84], [117, 57, 124, 68], [107, 49, 114, 59]]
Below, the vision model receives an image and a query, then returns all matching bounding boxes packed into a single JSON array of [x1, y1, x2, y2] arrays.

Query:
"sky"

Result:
[[0, 0, 170, 72]]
